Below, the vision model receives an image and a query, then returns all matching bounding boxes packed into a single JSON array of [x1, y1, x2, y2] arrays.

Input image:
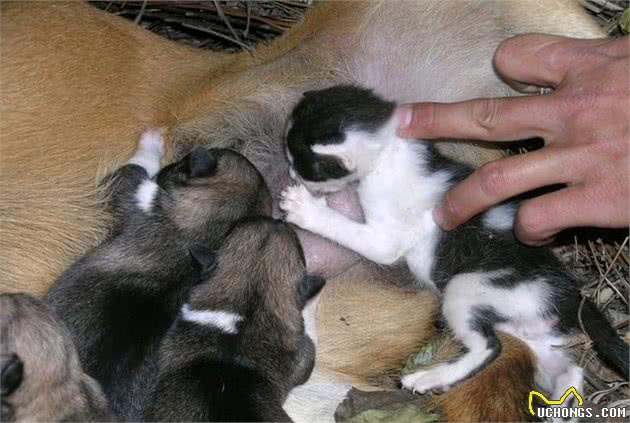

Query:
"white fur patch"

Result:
[[302, 294, 321, 345], [180, 304, 243, 334], [284, 370, 352, 423], [135, 180, 158, 212], [483, 204, 515, 231], [128, 128, 164, 177]]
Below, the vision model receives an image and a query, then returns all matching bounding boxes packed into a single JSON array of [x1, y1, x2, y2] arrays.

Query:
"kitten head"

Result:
[[0, 294, 110, 421], [156, 147, 272, 244], [286, 85, 396, 193], [186, 217, 325, 395]]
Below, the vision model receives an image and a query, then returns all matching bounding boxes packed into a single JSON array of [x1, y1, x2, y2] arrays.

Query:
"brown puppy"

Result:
[[47, 131, 271, 420], [146, 217, 325, 422], [0, 293, 110, 422]]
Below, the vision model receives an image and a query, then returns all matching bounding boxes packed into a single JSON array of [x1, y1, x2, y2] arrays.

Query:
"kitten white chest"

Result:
[[404, 210, 440, 288]]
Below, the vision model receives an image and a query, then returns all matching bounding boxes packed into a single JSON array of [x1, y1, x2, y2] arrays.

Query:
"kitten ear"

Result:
[[298, 275, 326, 307], [187, 147, 217, 178], [1, 353, 23, 396], [188, 244, 216, 274]]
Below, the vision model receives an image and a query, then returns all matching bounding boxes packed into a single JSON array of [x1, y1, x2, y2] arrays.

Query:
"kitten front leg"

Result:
[[280, 185, 406, 265]]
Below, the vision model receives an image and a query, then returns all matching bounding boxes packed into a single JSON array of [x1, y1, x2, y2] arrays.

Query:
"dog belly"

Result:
[[272, 181, 364, 278]]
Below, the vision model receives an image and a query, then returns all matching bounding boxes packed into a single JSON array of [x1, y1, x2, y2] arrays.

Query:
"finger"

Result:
[[397, 95, 559, 141], [494, 35, 618, 91], [493, 34, 577, 89], [514, 185, 593, 246], [433, 148, 574, 231]]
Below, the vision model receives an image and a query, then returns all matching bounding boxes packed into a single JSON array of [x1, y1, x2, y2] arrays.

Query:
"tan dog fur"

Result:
[[1, 1, 604, 420]]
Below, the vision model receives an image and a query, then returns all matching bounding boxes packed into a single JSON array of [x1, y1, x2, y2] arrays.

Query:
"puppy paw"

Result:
[[129, 128, 165, 177], [401, 368, 451, 395], [279, 185, 327, 230]]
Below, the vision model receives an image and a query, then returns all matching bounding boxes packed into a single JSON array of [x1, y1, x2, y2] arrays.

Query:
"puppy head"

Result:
[[157, 148, 272, 241], [286, 85, 396, 193], [187, 217, 326, 394], [0, 294, 109, 421]]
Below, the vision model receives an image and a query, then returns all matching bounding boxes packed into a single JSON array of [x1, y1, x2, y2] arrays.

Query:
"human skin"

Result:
[[398, 34, 630, 245]]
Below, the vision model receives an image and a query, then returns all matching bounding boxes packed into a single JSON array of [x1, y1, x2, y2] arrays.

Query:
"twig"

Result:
[[588, 240, 628, 305], [181, 22, 251, 50], [244, 1, 252, 38], [133, 0, 148, 24], [212, 0, 249, 49]]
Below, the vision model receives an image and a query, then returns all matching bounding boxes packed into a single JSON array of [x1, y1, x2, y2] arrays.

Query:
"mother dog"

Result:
[[0, 1, 605, 421]]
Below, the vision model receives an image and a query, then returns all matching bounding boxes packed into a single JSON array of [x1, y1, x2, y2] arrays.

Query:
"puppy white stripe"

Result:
[[135, 180, 158, 212], [180, 304, 243, 334]]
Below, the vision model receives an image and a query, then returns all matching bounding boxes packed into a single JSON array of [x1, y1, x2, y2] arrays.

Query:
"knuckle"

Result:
[[478, 163, 508, 197], [471, 98, 500, 132], [441, 190, 465, 224]]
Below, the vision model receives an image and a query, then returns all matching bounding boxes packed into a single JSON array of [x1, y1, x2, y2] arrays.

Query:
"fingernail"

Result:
[[398, 104, 413, 130], [432, 206, 445, 228]]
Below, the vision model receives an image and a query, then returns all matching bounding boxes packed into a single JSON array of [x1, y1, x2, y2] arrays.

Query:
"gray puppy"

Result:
[[0, 293, 110, 422], [47, 129, 271, 420], [145, 217, 325, 422]]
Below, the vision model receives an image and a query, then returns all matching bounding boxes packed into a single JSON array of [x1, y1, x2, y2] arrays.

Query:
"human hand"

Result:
[[397, 34, 630, 245]]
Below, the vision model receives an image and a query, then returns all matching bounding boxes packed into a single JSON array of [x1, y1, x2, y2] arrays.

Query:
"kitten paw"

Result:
[[129, 128, 165, 177], [279, 185, 327, 229], [401, 368, 451, 395]]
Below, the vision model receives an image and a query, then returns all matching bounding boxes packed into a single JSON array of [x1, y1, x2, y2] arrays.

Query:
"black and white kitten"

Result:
[[47, 129, 271, 420], [279, 86, 628, 400], [145, 216, 325, 422]]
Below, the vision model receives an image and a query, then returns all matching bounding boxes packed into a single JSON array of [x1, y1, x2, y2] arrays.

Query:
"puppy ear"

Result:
[[298, 275, 326, 307], [187, 147, 217, 178], [188, 244, 216, 274], [1, 354, 23, 396]]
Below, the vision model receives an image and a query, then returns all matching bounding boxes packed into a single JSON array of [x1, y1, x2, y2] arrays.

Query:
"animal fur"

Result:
[[146, 217, 325, 422], [0, 1, 606, 421], [0, 293, 110, 422], [47, 131, 271, 420], [280, 84, 627, 398]]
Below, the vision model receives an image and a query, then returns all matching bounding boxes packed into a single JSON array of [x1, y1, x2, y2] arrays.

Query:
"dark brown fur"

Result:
[[147, 218, 324, 421]]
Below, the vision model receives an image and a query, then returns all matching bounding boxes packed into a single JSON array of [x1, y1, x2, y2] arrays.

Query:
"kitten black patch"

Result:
[[287, 85, 395, 182]]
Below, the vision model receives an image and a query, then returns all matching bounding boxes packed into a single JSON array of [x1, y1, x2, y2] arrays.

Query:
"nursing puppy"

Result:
[[47, 129, 271, 420], [146, 217, 324, 422], [0, 293, 110, 422], [280, 86, 628, 400]]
